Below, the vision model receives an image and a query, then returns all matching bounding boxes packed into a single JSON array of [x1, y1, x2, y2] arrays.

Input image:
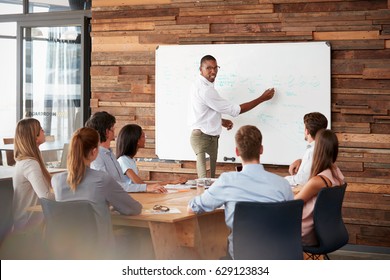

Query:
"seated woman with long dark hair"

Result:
[[294, 129, 345, 246], [116, 124, 185, 187]]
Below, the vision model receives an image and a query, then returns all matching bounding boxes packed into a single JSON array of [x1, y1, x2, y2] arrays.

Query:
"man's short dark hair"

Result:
[[304, 112, 328, 139], [85, 111, 116, 143], [200, 55, 216, 67], [235, 125, 262, 161]]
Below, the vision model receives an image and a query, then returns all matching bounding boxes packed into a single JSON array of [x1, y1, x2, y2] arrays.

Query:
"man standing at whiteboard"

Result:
[[189, 55, 275, 178]]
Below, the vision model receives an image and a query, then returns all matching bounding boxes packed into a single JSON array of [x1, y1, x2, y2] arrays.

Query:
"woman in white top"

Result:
[[116, 124, 185, 187], [12, 118, 53, 232]]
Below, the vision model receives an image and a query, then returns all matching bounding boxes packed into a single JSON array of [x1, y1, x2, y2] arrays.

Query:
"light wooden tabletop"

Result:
[[111, 189, 218, 224], [0, 166, 66, 181], [0, 141, 66, 152], [29, 189, 216, 224]]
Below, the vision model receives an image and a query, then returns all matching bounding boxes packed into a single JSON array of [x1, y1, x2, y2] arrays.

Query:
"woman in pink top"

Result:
[[294, 129, 345, 246]]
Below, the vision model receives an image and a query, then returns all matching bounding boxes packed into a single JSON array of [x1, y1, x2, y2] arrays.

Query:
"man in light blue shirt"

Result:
[[85, 111, 166, 193], [188, 125, 293, 259]]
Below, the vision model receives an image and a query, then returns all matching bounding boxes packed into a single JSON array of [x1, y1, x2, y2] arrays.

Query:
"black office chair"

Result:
[[40, 198, 101, 259], [233, 199, 304, 260], [303, 183, 349, 260], [0, 180, 14, 245]]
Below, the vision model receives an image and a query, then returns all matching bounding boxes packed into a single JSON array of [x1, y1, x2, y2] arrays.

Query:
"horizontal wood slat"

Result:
[[313, 30, 380, 40], [98, 101, 155, 108]]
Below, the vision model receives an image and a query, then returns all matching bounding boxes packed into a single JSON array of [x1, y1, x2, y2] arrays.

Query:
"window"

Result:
[[0, 0, 92, 15], [0, 22, 17, 137], [0, 1, 91, 150], [0, 1, 23, 15], [22, 25, 83, 142], [29, 0, 91, 13]]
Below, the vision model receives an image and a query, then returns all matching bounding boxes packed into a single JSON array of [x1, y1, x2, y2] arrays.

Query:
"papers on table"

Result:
[[165, 184, 192, 190], [197, 178, 217, 185], [165, 178, 217, 192], [143, 207, 181, 215], [167, 189, 190, 193]]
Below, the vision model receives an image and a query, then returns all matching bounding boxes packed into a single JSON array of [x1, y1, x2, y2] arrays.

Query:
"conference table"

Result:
[[125, 186, 299, 260], [0, 141, 65, 152], [111, 189, 229, 260]]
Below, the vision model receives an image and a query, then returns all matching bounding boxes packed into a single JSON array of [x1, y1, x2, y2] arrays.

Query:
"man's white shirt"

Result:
[[189, 75, 240, 136], [285, 141, 315, 185]]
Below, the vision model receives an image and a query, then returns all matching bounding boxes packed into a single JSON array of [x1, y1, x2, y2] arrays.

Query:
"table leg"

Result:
[[148, 212, 228, 260], [149, 218, 203, 259], [197, 211, 229, 259]]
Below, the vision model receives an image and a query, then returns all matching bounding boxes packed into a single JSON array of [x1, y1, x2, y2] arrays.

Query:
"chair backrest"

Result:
[[3, 138, 14, 145], [2, 138, 15, 166], [40, 197, 100, 259], [233, 199, 304, 260], [310, 183, 349, 254], [59, 143, 69, 168], [0, 180, 14, 244], [42, 135, 59, 163]]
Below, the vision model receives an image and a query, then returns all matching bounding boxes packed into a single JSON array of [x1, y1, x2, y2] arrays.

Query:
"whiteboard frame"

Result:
[[156, 42, 331, 165]]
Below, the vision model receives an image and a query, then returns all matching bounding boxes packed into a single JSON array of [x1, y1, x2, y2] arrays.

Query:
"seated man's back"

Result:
[[188, 125, 293, 259]]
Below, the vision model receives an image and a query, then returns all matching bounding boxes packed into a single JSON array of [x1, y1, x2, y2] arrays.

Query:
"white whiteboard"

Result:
[[155, 42, 331, 165]]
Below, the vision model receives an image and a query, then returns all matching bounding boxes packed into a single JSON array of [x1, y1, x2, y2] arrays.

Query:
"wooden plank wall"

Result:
[[91, 0, 390, 248]]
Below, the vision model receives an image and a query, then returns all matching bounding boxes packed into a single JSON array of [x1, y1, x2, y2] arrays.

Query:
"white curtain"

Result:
[[42, 26, 81, 142]]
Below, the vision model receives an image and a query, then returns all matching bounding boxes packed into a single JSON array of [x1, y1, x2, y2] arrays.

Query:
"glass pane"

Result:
[[23, 25, 82, 147], [0, 22, 17, 138], [0, 21, 16, 37], [0, 0, 23, 15], [29, 0, 91, 13]]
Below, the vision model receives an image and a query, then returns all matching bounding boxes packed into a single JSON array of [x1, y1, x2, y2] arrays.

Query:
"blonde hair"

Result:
[[14, 118, 51, 184], [67, 127, 99, 191]]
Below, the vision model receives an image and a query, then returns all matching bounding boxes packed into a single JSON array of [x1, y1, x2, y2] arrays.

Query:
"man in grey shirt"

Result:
[[85, 111, 165, 193]]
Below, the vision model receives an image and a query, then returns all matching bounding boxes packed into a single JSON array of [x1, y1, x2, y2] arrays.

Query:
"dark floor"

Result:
[[328, 244, 390, 260]]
